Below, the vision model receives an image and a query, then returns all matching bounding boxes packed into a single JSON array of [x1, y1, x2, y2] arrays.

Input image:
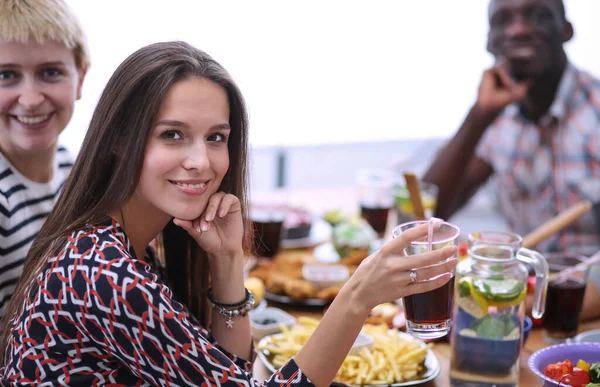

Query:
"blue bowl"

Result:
[[523, 315, 533, 343], [452, 311, 533, 374], [528, 342, 600, 386]]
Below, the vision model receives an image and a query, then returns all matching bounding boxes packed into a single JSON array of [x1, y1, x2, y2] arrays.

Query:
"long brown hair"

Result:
[[0, 41, 250, 358]]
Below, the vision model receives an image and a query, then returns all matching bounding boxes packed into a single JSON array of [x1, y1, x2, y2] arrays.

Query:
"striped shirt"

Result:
[[476, 62, 600, 256], [0, 146, 73, 318]]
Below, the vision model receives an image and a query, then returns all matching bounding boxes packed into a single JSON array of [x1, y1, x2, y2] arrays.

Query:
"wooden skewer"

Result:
[[403, 172, 426, 220], [522, 200, 593, 249]]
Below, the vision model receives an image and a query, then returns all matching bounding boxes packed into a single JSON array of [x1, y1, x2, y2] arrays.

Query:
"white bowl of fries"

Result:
[[257, 316, 441, 386], [250, 307, 297, 340]]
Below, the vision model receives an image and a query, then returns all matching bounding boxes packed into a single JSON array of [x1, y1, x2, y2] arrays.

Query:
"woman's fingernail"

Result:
[[219, 209, 227, 217], [201, 222, 209, 232], [206, 213, 214, 221]]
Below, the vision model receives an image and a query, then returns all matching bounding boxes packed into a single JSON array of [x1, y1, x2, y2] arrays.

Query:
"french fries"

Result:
[[257, 317, 431, 385]]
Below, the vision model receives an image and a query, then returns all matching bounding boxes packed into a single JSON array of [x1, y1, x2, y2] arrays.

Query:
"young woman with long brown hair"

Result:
[[0, 41, 458, 386]]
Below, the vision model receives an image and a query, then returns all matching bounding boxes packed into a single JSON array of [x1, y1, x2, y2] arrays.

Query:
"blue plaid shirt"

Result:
[[476, 62, 600, 256]]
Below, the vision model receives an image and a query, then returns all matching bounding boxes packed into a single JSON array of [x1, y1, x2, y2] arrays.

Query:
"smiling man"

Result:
[[423, 0, 600, 321], [424, 0, 600, 256]]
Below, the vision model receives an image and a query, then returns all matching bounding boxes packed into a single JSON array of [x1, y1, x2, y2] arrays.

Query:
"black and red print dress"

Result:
[[0, 219, 312, 386]]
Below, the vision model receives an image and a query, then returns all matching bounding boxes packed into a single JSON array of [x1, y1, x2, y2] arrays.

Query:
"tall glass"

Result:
[[356, 169, 394, 238], [392, 220, 460, 339], [543, 252, 589, 344]]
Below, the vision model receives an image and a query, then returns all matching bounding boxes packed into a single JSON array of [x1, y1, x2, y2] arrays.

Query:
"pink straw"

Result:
[[428, 217, 443, 252], [551, 251, 600, 284]]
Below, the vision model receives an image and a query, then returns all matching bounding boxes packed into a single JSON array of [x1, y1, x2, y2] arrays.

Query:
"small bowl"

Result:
[[452, 312, 533, 375], [528, 342, 600, 386], [523, 315, 533, 344], [250, 307, 296, 340], [302, 264, 349, 289], [567, 329, 600, 344]]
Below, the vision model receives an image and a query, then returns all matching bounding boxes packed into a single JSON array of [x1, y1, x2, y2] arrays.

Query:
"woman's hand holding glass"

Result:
[[346, 222, 458, 313]]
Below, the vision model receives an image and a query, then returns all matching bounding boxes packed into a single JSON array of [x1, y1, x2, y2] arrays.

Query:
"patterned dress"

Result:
[[0, 218, 313, 386]]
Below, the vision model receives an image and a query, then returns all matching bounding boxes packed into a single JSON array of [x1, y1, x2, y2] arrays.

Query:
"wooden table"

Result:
[[251, 186, 600, 385]]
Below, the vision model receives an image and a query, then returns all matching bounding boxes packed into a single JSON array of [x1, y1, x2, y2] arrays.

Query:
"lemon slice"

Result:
[[471, 278, 527, 309], [487, 288, 527, 308], [457, 277, 488, 318], [457, 295, 487, 318]]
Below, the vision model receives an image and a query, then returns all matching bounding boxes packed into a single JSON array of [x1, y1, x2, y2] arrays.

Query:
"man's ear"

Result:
[[76, 66, 88, 100], [563, 21, 574, 43]]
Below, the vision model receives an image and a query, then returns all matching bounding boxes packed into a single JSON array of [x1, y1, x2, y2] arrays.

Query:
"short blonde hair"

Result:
[[0, 0, 90, 69]]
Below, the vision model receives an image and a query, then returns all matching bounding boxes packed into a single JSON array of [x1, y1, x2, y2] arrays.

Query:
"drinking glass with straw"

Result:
[[393, 217, 460, 339], [542, 252, 600, 343]]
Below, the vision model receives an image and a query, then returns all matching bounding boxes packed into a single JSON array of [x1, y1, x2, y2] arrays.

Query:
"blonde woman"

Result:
[[0, 0, 89, 322]]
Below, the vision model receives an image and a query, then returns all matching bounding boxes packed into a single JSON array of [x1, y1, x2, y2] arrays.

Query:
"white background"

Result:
[[62, 1, 600, 155]]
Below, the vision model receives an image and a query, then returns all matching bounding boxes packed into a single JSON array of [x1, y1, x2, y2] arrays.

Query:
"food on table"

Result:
[[332, 216, 377, 258], [457, 240, 469, 260], [283, 208, 313, 239], [337, 248, 371, 267], [257, 317, 431, 385], [542, 359, 600, 386], [249, 252, 366, 302], [591, 362, 600, 382], [365, 302, 400, 327], [323, 209, 344, 226], [244, 277, 265, 307], [315, 282, 345, 302]]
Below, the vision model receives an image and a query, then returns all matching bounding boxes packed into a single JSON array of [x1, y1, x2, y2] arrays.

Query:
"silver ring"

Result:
[[409, 269, 418, 284]]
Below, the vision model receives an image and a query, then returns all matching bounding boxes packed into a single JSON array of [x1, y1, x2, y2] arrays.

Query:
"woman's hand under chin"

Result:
[[173, 192, 244, 258]]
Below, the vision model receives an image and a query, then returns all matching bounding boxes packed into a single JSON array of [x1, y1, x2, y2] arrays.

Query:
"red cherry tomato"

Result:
[[457, 241, 468, 258], [544, 360, 574, 381], [559, 367, 590, 387], [527, 276, 536, 293]]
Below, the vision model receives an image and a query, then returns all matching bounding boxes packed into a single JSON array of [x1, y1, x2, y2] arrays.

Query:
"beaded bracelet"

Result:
[[207, 288, 255, 329]]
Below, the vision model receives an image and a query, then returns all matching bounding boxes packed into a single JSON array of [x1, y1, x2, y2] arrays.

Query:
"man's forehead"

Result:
[[488, 0, 562, 15]]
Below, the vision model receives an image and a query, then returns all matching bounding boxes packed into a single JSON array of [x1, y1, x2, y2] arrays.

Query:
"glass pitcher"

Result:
[[449, 244, 548, 387], [468, 231, 522, 251]]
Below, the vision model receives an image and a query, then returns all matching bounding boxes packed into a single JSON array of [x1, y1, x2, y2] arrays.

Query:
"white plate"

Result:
[[280, 217, 332, 249], [257, 330, 441, 386]]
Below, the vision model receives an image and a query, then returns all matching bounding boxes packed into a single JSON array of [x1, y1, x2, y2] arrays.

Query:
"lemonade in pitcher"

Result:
[[450, 244, 548, 387]]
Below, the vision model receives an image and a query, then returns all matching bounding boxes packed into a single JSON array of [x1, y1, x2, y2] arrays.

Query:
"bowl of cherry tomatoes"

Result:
[[528, 342, 600, 386]]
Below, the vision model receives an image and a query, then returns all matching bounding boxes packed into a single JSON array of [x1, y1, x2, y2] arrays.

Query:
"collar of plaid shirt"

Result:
[[501, 61, 578, 130]]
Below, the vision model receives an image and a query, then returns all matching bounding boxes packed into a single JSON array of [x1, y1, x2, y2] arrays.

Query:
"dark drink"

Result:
[[360, 205, 390, 237], [543, 277, 586, 340], [403, 277, 454, 339], [252, 219, 284, 258]]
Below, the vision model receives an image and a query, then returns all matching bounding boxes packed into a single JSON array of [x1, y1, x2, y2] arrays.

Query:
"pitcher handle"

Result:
[[516, 247, 549, 319]]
